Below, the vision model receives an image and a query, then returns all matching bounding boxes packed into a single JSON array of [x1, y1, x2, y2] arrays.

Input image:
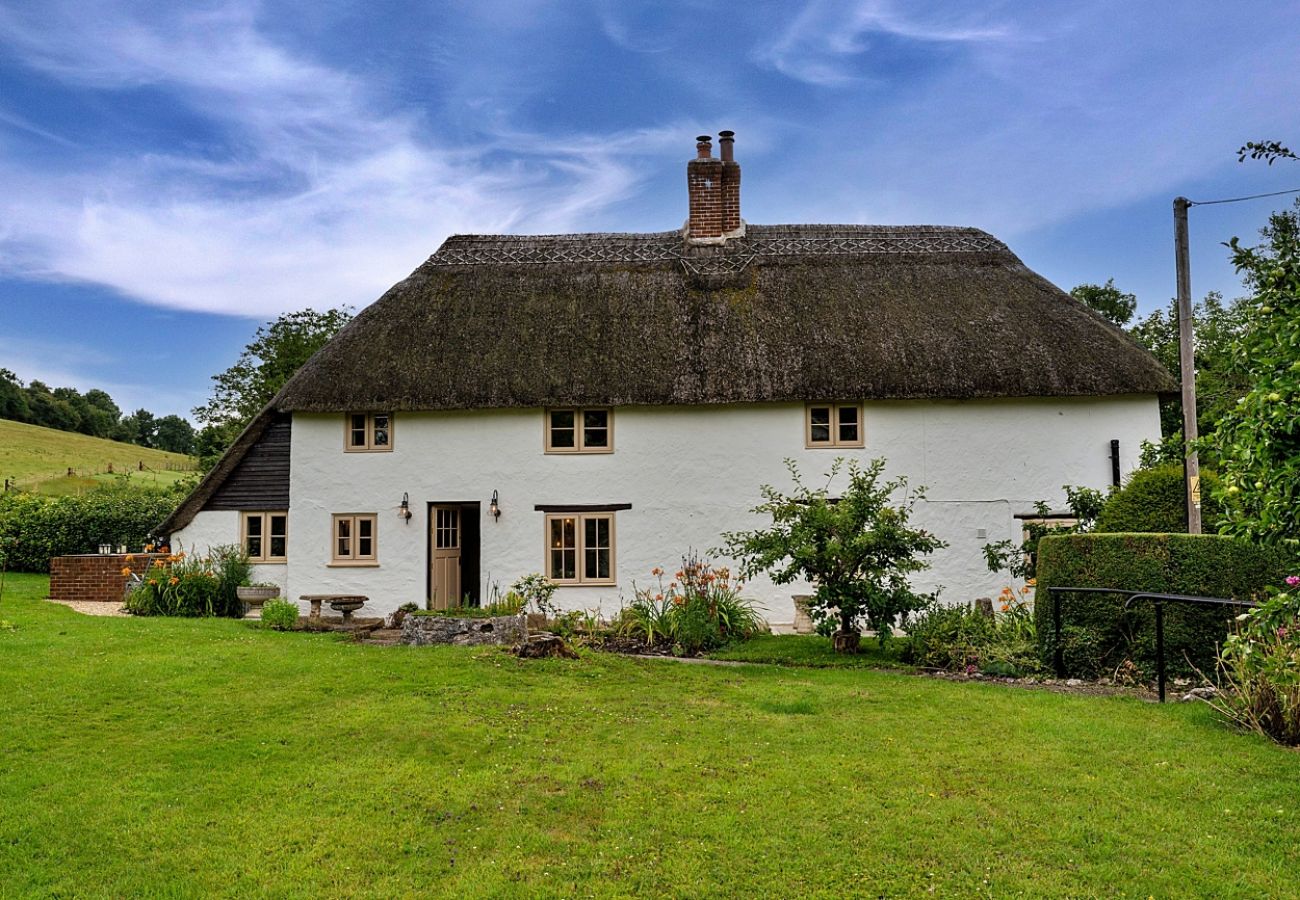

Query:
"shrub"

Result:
[[124, 545, 249, 617], [618, 554, 766, 655], [260, 598, 299, 631], [904, 587, 1041, 677], [0, 486, 178, 572], [723, 458, 944, 651], [414, 593, 525, 618], [1094, 466, 1222, 533], [510, 573, 558, 618], [1213, 579, 1300, 745], [1034, 533, 1290, 679]]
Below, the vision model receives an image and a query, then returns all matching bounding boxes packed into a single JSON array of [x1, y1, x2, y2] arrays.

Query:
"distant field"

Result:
[[0, 419, 196, 495]]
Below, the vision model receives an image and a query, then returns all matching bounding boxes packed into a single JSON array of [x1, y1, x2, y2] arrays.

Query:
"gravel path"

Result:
[[45, 599, 130, 617]]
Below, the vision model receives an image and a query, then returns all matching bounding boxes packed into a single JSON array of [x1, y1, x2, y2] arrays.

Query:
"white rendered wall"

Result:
[[170, 509, 288, 593], [173, 397, 1161, 622]]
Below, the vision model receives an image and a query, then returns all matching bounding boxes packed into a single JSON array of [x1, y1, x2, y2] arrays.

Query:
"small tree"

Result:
[[1207, 201, 1300, 550], [1070, 278, 1137, 327], [722, 459, 946, 652]]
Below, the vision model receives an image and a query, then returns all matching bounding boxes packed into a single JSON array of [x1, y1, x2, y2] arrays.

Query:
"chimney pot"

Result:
[[718, 130, 735, 162], [695, 135, 713, 159]]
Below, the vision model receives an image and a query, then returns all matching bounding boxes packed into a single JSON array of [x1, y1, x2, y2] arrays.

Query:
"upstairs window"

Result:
[[242, 511, 287, 563], [545, 512, 615, 584], [346, 413, 392, 451], [545, 409, 613, 453], [806, 404, 864, 448], [332, 514, 378, 565]]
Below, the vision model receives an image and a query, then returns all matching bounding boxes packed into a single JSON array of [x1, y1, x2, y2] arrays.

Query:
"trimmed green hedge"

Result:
[[0, 488, 178, 573], [1035, 533, 1291, 678], [1094, 466, 1222, 533]]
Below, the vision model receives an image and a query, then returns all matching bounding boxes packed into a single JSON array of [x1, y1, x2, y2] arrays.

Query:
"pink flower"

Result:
[[1285, 575, 1300, 587]]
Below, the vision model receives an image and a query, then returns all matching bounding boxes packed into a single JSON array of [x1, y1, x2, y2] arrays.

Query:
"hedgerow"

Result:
[[0, 487, 178, 572]]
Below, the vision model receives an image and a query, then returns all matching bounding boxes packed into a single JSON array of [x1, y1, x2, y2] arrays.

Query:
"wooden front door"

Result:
[[429, 506, 462, 610]]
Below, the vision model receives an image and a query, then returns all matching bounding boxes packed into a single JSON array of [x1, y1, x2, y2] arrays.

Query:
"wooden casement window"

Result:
[[545, 513, 615, 584], [806, 404, 864, 448], [545, 409, 613, 453], [242, 511, 287, 563], [345, 413, 393, 451], [331, 514, 378, 565]]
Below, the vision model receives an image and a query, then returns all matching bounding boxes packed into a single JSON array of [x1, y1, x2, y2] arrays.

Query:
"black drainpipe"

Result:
[[1109, 439, 1121, 488]]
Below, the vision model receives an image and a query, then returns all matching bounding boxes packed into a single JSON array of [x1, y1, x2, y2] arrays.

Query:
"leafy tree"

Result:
[[154, 415, 196, 455], [722, 458, 946, 652], [1128, 291, 1252, 439], [25, 381, 79, 432], [194, 307, 352, 447], [1238, 140, 1297, 165], [82, 389, 122, 438], [1206, 201, 1300, 550], [115, 409, 158, 448], [0, 369, 30, 423], [1070, 278, 1137, 327]]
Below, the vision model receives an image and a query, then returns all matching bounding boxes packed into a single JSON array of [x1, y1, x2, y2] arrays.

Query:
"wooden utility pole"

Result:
[[1173, 197, 1202, 534]]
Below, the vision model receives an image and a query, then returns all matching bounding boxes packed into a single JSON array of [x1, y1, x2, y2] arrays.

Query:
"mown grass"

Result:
[[0, 418, 194, 494], [1, 573, 1297, 897]]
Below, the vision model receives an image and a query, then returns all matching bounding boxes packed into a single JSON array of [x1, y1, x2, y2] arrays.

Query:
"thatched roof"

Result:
[[274, 224, 1175, 412]]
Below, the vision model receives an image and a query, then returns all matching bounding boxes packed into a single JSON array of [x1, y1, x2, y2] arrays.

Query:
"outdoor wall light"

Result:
[[489, 490, 501, 520], [399, 492, 412, 523]]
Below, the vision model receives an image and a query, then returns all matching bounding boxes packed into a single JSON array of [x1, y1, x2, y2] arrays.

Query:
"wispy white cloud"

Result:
[[0, 0, 682, 316], [754, 0, 1017, 87]]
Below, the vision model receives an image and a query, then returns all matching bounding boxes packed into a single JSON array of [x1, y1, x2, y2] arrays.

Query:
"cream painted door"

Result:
[[430, 506, 462, 610]]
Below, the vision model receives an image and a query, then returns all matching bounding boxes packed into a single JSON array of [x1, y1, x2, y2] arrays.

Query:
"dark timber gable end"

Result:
[[203, 414, 291, 510]]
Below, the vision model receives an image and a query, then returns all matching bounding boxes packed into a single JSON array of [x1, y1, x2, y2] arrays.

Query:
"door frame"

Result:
[[426, 500, 481, 608]]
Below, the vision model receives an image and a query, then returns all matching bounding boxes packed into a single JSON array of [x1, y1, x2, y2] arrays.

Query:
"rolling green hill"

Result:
[[0, 419, 197, 495]]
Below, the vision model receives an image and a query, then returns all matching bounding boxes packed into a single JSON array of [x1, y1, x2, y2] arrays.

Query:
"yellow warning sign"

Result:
[[1190, 474, 1202, 506]]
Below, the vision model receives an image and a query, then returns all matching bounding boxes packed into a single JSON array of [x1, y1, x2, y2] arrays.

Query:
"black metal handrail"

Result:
[[1046, 586, 1255, 702]]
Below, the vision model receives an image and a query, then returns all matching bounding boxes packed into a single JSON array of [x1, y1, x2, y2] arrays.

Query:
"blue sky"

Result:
[[2, 0, 1300, 418]]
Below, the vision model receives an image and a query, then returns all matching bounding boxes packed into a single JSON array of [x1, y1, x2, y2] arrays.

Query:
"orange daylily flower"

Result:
[[120, 567, 132, 576], [169, 576, 180, 585]]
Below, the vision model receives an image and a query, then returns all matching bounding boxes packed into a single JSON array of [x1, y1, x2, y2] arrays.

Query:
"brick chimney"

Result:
[[686, 135, 723, 241], [718, 130, 741, 235]]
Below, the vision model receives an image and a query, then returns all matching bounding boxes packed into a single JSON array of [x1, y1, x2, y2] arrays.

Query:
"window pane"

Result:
[[247, 534, 263, 558], [350, 414, 367, 447], [582, 410, 609, 448], [246, 515, 263, 537], [809, 407, 831, 443], [337, 535, 350, 557], [550, 548, 565, 579], [358, 518, 374, 557], [372, 414, 390, 447], [549, 410, 576, 449], [336, 518, 350, 558], [358, 535, 372, 557], [562, 549, 576, 580], [595, 547, 610, 580], [270, 536, 286, 559], [838, 407, 859, 443], [585, 548, 598, 579]]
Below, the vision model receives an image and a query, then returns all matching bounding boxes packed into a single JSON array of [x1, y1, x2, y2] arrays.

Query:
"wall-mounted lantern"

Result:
[[399, 492, 412, 523], [489, 490, 501, 521]]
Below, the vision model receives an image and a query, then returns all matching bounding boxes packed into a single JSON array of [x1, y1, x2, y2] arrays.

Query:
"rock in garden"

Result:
[[1180, 686, 1218, 702]]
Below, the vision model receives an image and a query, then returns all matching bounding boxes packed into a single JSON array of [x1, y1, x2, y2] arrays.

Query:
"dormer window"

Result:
[[545, 409, 613, 453], [346, 413, 392, 451], [806, 404, 863, 448]]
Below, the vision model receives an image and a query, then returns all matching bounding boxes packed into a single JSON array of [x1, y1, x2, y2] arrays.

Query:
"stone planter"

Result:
[[792, 595, 815, 635], [401, 613, 527, 647], [237, 585, 280, 619]]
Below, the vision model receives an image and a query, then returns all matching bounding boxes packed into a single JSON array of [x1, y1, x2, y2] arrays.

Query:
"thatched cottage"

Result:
[[163, 132, 1175, 622]]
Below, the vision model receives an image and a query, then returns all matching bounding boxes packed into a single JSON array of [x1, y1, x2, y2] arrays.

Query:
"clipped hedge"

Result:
[[1094, 465, 1222, 533], [1035, 533, 1291, 678], [0, 488, 178, 573]]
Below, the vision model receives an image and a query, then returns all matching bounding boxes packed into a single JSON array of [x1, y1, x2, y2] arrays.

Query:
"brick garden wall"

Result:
[[50, 553, 168, 604]]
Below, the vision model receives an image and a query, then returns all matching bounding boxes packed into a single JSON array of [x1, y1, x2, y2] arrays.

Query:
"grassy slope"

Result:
[[0, 419, 194, 494], [1, 573, 1297, 898]]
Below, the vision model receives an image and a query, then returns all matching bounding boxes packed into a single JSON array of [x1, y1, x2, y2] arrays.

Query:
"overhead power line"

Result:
[[1188, 186, 1300, 206]]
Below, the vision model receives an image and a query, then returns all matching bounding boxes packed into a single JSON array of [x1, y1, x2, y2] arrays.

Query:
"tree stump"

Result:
[[975, 597, 995, 618], [514, 633, 578, 659]]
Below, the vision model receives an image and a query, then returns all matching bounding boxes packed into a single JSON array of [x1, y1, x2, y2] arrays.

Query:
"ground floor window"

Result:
[[331, 513, 378, 564], [241, 511, 287, 563], [545, 512, 614, 584]]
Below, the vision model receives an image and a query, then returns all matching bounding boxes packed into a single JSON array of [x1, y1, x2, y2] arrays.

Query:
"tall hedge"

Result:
[[1094, 465, 1222, 533], [1034, 533, 1290, 678], [0, 488, 178, 573]]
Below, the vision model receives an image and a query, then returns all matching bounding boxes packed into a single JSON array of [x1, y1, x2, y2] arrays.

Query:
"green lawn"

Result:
[[708, 632, 911, 669], [0, 418, 195, 494], [2, 573, 1297, 897]]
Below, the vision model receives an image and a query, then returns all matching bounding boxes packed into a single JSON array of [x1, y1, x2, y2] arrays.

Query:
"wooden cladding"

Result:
[[206, 415, 290, 511]]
